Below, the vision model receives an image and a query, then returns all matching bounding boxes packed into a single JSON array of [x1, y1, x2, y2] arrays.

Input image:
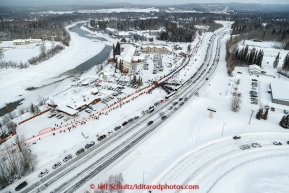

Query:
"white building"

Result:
[[117, 45, 136, 73], [105, 28, 118, 36], [13, 39, 42, 45], [270, 81, 289, 106], [141, 44, 172, 54], [249, 64, 261, 75]]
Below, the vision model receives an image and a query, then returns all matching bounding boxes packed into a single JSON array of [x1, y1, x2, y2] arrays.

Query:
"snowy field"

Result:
[[0, 23, 107, 109], [0, 41, 60, 63], [1, 20, 289, 193], [76, 22, 289, 192], [38, 8, 159, 15]]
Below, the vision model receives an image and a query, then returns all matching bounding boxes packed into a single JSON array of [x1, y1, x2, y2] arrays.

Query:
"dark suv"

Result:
[[76, 148, 85, 156], [122, 121, 128, 126], [15, 181, 28, 191], [114, 126, 121, 131], [147, 121, 154, 126], [97, 135, 106, 141], [85, 141, 95, 149]]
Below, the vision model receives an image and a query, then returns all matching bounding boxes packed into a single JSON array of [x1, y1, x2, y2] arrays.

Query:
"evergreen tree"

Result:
[[262, 108, 268, 120], [112, 44, 116, 60], [132, 75, 137, 85], [242, 45, 249, 62], [256, 108, 263, 120], [282, 53, 289, 71], [279, 115, 289, 129], [248, 49, 256, 64], [256, 50, 264, 67], [116, 42, 121, 55], [273, 52, 280, 69], [252, 50, 258, 64]]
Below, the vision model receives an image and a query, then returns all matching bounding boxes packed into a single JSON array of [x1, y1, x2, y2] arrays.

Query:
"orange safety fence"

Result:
[[18, 108, 51, 125]]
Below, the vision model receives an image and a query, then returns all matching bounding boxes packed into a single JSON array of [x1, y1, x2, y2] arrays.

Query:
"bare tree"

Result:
[[0, 48, 4, 60], [231, 95, 242, 112]]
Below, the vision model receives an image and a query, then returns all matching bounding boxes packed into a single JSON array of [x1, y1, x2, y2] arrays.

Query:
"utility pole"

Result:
[[249, 110, 254, 124]]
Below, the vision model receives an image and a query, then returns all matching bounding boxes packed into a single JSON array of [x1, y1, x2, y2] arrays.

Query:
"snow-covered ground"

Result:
[[1, 20, 289, 193], [38, 7, 159, 15], [0, 41, 60, 63], [0, 23, 108, 109]]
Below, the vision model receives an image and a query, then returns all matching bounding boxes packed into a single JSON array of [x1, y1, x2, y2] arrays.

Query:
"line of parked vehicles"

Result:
[[250, 79, 259, 105], [233, 135, 289, 150], [14, 140, 96, 191]]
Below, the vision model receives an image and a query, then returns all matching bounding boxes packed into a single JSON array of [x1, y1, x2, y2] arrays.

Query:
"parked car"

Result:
[[173, 102, 178, 106], [128, 118, 134, 123], [184, 97, 188, 101], [85, 141, 95, 149], [38, 169, 49, 177], [233, 136, 241, 140], [237, 72, 242, 74], [15, 181, 28, 191], [252, 79, 258, 81], [161, 116, 167, 120], [251, 143, 261, 148], [52, 162, 62, 169], [287, 141, 289, 145], [48, 113, 56, 118], [148, 108, 154, 113], [122, 121, 128, 126], [147, 121, 154, 126], [114, 126, 121, 131], [63, 154, 72, 162], [97, 135, 106, 141], [273, 141, 282, 145], [285, 110, 289, 114], [179, 98, 183, 101], [240, 144, 250, 150], [180, 102, 184, 106], [58, 115, 64, 119], [169, 106, 173, 110], [82, 131, 88, 138], [271, 107, 275, 111], [85, 109, 91, 114]]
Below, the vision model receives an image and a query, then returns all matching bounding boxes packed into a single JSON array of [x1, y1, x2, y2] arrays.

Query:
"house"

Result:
[[13, 39, 42, 45], [141, 44, 171, 54], [248, 64, 261, 75], [270, 81, 289, 106], [105, 28, 118, 36], [118, 45, 136, 73], [118, 31, 131, 38]]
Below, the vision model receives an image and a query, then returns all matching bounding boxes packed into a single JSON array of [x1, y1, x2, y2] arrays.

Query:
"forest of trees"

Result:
[[231, 17, 289, 50], [0, 135, 38, 190]]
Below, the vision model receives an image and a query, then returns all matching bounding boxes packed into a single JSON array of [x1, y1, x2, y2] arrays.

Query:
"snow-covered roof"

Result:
[[249, 64, 261, 71], [57, 105, 78, 115], [118, 31, 130, 36], [142, 44, 172, 51], [271, 81, 289, 101], [132, 56, 145, 61], [106, 27, 117, 32], [118, 45, 136, 63], [13, 39, 26, 43]]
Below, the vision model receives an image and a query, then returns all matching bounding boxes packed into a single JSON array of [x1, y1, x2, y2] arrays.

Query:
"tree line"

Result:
[[0, 135, 37, 190]]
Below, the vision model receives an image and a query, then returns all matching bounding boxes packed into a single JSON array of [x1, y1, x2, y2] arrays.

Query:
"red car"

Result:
[[179, 98, 183, 101]]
